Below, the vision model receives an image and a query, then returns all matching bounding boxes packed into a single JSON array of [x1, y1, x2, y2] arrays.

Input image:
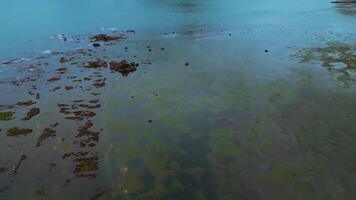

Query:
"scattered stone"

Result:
[[60, 107, 70, 114], [92, 43, 101, 47], [59, 57, 67, 63], [52, 34, 67, 42], [50, 86, 61, 92], [89, 99, 99, 104]]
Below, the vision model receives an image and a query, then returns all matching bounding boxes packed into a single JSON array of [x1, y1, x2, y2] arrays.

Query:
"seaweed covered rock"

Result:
[[109, 60, 139, 76], [7, 127, 33, 137]]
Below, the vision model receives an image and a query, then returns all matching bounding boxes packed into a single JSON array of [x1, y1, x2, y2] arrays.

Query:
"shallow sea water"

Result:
[[0, 0, 355, 199]]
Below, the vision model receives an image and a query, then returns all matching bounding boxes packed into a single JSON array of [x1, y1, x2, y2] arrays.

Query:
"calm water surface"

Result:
[[0, 0, 355, 199]]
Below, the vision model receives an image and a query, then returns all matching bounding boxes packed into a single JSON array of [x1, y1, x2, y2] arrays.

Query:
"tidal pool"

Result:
[[0, 0, 355, 200]]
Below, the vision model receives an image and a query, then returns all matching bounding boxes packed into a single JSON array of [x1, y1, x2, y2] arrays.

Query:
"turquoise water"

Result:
[[0, 0, 355, 200], [1, 0, 355, 59]]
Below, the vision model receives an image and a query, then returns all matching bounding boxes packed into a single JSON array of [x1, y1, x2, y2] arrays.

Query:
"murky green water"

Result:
[[0, 0, 355, 199]]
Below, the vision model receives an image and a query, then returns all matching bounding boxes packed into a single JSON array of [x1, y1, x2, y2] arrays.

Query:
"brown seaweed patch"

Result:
[[84, 60, 108, 68], [47, 76, 61, 82], [65, 86, 74, 91], [93, 81, 106, 88], [22, 107, 40, 120], [50, 86, 61, 92], [16, 100, 36, 106], [109, 60, 138, 76], [36, 128, 56, 147], [7, 127, 33, 137], [0, 111, 15, 121], [65, 116, 84, 121], [90, 34, 126, 42], [76, 121, 99, 138], [75, 121, 100, 147], [77, 103, 101, 109], [57, 67, 67, 74], [73, 111, 96, 117]]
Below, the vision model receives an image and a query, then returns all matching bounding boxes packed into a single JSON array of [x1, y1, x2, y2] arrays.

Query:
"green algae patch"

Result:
[[0, 111, 14, 121]]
